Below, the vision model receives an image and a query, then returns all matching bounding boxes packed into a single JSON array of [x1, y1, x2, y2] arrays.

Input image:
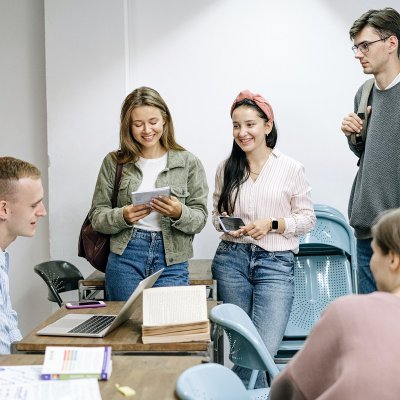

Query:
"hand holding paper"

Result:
[[123, 203, 152, 224], [150, 195, 182, 220]]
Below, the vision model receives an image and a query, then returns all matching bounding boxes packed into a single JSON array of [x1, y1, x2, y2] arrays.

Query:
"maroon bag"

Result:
[[78, 163, 123, 272]]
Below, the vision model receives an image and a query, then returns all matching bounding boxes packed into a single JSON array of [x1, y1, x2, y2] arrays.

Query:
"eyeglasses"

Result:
[[352, 36, 390, 55]]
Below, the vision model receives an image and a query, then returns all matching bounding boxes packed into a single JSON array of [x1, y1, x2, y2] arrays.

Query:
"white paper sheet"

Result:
[[0, 366, 102, 400]]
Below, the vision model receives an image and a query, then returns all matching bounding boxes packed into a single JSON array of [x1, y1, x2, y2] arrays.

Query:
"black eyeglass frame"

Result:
[[352, 36, 391, 55]]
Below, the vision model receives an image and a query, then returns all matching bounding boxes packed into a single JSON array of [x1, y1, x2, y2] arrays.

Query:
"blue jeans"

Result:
[[357, 238, 376, 294], [212, 241, 294, 388], [105, 229, 189, 301]]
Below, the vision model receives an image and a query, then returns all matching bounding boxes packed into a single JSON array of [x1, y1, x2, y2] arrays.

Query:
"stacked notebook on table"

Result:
[[41, 346, 112, 381], [142, 285, 210, 344]]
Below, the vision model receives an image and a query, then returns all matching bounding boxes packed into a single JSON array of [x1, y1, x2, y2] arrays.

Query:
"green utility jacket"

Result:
[[89, 150, 209, 265]]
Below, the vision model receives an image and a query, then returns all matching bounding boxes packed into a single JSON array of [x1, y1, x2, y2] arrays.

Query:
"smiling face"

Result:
[[130, 106, 165, 157], [353, 26, 392, 75], [1, 177, 46, 246], [232, 106, 273, 154]]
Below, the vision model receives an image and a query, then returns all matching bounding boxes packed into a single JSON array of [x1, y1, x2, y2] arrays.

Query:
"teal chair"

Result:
[[176, 363, 251, 400], [209, 303, 279, 398], [278, 205, 357, 365], [313, 203, 347, 220]]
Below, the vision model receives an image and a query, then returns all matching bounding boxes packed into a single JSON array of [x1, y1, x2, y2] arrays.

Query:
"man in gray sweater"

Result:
[[341, 7, 400, 294]]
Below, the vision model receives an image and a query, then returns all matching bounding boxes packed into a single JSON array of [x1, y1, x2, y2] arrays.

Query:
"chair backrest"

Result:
[[176, 363, 251, 400], [210, 304, 280, 379], [33, 260, 84, 307], [313, 203, 347, 220], [299, 208, 356, 263], [284, 204, 356, 339], [284, 253, 353, 338]]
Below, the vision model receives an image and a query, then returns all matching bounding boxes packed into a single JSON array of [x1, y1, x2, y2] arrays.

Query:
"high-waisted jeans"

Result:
[[212, 240, 294, 388], [105, 228, 189, 301]]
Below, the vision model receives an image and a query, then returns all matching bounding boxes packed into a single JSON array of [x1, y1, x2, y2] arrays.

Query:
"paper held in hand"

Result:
[[131, 186, 171, 206], [41, 346, 112, 381], [142, 285, 210, 344]]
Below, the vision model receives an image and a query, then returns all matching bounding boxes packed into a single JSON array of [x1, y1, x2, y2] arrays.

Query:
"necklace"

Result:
[[250, 171, 260, 175]]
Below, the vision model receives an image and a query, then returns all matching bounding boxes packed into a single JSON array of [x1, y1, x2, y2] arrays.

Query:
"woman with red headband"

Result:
[[212, 89, 316, 388]]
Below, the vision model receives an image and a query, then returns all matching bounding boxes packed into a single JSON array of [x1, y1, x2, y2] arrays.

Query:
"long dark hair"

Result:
[[217, 99, 278, 215]]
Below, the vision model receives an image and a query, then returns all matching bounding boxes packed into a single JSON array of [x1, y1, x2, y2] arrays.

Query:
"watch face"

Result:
[[272, 220, 279, 230]]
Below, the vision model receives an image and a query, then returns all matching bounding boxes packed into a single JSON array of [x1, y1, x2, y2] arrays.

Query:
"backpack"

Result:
[[350, 78, 375, 151], [78, 162, 123, 272]]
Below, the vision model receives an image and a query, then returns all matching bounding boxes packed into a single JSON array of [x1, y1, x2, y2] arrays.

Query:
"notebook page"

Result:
[[143, 285, 207, 326]]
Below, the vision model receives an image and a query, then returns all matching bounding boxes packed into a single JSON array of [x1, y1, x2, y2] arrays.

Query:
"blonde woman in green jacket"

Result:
[[89, 87, 209, 300]]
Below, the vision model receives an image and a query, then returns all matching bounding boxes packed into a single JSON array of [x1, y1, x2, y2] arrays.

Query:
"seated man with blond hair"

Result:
[[0, 157, 46, 354]]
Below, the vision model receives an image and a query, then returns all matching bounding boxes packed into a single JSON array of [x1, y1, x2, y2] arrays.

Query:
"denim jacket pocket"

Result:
[[170, 186, 190, 203], [118, 178, 135, 206]]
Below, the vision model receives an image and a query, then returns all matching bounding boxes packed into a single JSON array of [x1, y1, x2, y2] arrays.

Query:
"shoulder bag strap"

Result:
[[111, 162, 123, 208], [350, 78, 375, 146]]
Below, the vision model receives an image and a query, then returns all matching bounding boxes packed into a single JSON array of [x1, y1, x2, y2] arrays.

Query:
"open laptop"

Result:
[[37, 269, 164, 338]]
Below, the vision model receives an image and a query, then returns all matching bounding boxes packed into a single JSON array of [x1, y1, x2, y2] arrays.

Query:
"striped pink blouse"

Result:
[[212, 148, 316, 253]]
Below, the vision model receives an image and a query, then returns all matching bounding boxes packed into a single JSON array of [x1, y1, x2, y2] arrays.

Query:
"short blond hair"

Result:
[[0, 157, 41, 199]]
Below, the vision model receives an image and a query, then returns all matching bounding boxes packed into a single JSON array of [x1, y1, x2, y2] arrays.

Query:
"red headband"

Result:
[[230, 90, 274, 122]]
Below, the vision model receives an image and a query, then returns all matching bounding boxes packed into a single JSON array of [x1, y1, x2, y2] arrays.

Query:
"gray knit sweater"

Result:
[[347, 81, 400, 239]]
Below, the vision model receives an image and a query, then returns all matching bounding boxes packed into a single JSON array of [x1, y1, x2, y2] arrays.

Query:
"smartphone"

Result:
[[65, 300, 106, 309], [218, 216, 246, 233]]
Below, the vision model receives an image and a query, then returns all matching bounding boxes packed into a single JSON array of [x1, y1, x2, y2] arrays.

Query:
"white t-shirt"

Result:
[[134, 153, 168, 232]]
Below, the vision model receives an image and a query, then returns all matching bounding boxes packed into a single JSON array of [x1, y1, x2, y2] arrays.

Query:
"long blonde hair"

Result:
[[114, 87, 184, 164]]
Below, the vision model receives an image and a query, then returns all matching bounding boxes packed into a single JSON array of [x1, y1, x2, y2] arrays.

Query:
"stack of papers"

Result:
[[131, 186, 171, 206], [0, 365, 101, 400], [142, 285, 210, 344]]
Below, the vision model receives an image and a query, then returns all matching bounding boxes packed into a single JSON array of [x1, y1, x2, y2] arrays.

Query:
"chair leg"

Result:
[[248, 369, 259, 390]]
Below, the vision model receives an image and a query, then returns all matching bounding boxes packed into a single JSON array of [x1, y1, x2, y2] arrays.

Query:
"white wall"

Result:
[[0, 0, 50, 334], [2, 0, 399, 333], [46, 0, 400, 274], [125, 0, 398, 257], [44, 0, 127, 279]]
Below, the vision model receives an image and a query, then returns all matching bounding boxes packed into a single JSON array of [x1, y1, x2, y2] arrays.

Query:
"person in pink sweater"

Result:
[[270, 207, 400, 400]]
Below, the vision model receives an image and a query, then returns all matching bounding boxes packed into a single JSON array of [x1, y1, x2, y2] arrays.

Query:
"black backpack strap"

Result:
[[111, 162, 123, 208], [350, 78, 375, 147]]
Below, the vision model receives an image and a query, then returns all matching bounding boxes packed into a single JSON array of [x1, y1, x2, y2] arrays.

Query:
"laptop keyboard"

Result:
[[68, 315, 116, 334]]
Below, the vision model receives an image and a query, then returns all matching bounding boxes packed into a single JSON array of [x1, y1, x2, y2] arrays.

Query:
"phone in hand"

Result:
[[218, 216, 246, 233], [65, 300, 106, 309]]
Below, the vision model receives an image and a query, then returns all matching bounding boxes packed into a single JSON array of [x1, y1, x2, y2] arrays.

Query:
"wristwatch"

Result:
[[270, 218, 279, 232]]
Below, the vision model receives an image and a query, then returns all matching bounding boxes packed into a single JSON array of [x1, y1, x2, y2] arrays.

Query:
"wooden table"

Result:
[[15, 301, 223, 363], [0, 354, 206, 400], [79, 259, 217, 301]]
